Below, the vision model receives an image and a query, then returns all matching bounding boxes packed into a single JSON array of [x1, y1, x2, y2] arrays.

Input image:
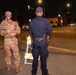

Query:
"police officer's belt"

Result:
[[34, 37, 43, 41]]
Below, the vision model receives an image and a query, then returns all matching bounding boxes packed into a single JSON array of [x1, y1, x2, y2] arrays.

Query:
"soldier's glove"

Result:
[[0, 25, 6, 35]]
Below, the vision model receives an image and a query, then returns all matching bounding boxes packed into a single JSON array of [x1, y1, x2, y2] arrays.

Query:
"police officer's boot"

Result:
[[42, 69, 49, 75], [42, 74, 49, 75], [7, 65, 13, 71], [47, 73, 49, 75]]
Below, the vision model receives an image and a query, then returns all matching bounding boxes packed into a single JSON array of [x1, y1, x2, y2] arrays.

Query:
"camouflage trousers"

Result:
[[4, 37, 20, 69]]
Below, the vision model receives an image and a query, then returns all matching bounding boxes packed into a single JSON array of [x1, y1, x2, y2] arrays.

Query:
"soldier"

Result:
[[0, 11, 22, 72], [29, 7, 52, 75]]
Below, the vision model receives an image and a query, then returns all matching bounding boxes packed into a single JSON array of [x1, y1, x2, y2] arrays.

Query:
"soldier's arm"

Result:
[[0, 21, 6, 36], [0, 32, 5, 36], [15, 22, 21, 34]]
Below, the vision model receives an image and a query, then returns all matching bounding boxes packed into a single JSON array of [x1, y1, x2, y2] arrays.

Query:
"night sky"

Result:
[[0, 0, 76, 21]]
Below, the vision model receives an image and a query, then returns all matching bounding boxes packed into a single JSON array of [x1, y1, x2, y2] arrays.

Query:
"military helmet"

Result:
[[5, 11, 12, 16]]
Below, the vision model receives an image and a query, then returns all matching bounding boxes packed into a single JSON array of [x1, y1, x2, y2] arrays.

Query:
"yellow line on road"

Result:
[[48, 46, 76, 53], [18, 35, 76, 54]]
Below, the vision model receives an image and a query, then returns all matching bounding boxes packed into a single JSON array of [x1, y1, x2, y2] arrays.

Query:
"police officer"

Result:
[[29, 7, 52, 75], [0, 11, 22, 72]]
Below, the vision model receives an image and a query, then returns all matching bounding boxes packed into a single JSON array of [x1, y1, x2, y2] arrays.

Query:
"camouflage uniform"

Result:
[[0, 19, 21, 70]]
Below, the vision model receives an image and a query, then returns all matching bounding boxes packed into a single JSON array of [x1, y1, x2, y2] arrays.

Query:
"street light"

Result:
[[38, 0, 45, 17], [28, 5, 34, 10], [38, 0, 42, 4], [58, 14, 61, 17], [58, 2, 71, 25], [58, 3, 71, 26], [66, 3, 71, 25], [66, 3, 71, 7], [28, 5, 30, 10]]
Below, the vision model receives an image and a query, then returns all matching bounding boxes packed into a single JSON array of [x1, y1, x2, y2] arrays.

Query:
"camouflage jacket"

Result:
[[0, 19, 21, 38]]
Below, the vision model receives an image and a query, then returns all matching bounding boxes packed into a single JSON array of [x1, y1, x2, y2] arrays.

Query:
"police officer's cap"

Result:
[[5, 11, 12, 15], [36, 7, 43, 13]]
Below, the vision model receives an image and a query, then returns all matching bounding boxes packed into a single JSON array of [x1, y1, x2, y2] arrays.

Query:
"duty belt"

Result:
[[34, 37, 43, 41]]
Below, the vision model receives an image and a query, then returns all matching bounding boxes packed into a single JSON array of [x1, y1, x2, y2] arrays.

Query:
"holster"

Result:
[[43, 35, 49, 44]]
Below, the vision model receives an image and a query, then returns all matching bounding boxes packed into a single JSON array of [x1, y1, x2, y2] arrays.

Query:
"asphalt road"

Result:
[[0, 26, 76, 75]]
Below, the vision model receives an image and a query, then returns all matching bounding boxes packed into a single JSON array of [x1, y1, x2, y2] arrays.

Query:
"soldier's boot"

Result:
[[15, 67, 22, 73], [7, 65, 13, 71]]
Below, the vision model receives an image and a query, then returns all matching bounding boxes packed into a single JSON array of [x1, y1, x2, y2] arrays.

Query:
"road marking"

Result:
[[48, 46, 76, 53], [53, 31, 72, 33]]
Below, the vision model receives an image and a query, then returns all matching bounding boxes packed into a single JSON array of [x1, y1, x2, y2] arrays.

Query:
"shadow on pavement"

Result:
[[0, 68, 18, 75]]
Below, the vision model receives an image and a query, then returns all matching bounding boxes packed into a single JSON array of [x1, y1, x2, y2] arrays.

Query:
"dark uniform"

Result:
[[29, 7, 52, 75]]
